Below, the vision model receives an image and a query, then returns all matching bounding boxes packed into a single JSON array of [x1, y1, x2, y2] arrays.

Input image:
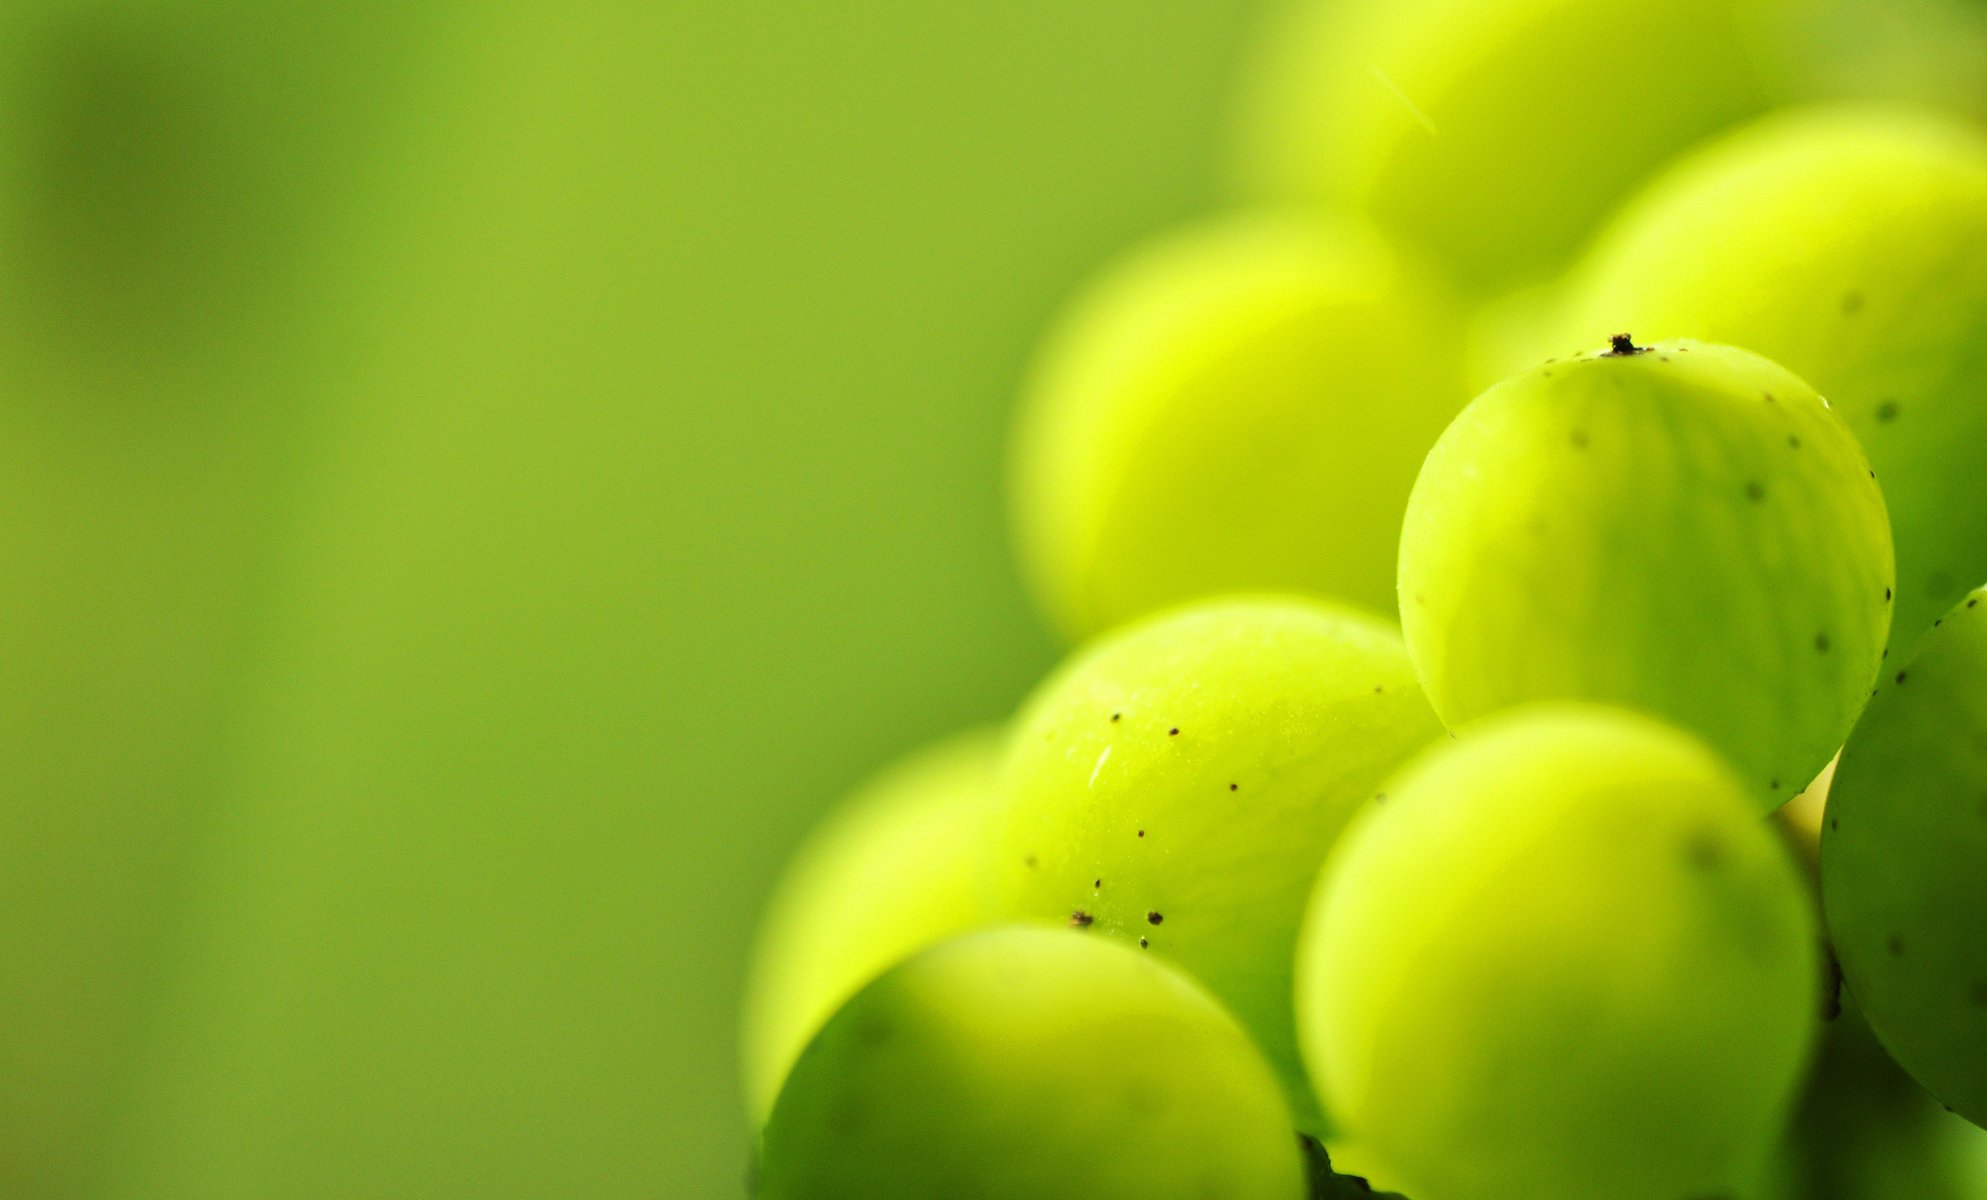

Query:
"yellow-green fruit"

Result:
[[1231, 0, 1773, 293], [1400, 339, 1893, 806], [757, 927, 1305, 1200], [1009, 214, 1466, 641], [993, 596, 1444, 1123], [739, 730, 1000, 1121], [1748, 0, 1987, 122], [1823, 585, 1987, 1128], [1298, 705, 1819, 1200], [1562, 105, 1987, 643]]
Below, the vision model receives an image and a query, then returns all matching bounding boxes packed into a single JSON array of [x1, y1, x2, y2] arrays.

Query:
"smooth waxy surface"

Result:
[[993, 597, 1443, 1122], [1299, 706, 1820, 1200], [1563, 106, 1987, 644], [1232, 0, 1773, 293], [739, 729, 1000, 1121], [1009, 215, 1466, 641], [1824, 586, 1987, 1128], [757, 927, 1305, 1200], [1400, 339, 1893, 805]]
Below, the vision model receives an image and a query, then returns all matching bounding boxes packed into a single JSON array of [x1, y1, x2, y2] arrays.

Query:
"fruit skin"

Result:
[[1298, 705, 1820, 1200], [739, 729, 1001, 1122], [756, 926, 1305, 1200], [1008, 214, 1467, 641], [1229, 0, 1773, 294], [1561, 105, 1987, 644], [992, 596, 1444, 1124], [1823, 584, 1987, 1129], [1400, 338, 1893, 807]]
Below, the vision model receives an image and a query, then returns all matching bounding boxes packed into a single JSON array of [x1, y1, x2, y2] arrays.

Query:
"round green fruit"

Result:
[[1230, 0, 1774, 293], [1562, 105, 1987, 643], [1298, 705, 1820, 1200], [992, 596, 1443, 1124], [756, 926, 1305, 1200], [1008, 214, 1467, 642], [1823, 585, 1987, 1129], [739, 729, 1001, 1121], [1400, 338, 1893, 806]]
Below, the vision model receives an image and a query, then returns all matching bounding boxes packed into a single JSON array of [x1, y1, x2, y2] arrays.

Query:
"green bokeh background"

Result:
[[0, 1, 1269, 1195]]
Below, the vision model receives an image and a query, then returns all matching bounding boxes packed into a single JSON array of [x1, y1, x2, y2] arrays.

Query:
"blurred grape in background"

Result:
[[0, 1, 1265, 1196]]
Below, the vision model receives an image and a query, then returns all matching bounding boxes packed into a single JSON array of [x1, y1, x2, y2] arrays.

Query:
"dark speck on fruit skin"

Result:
[[1886, 587, 1893, 602], [1167, 727, 1179, 737], [1877, 400, 1900, 423], [1897, 671, 1909, 685], [1788, 435, 1802, 449], [1229, 783, 1238, 791], [1146, 911, 1164, 925], [1571, 430, 1589, 449], [1110, 712, 1121, 723], [1604, 332, 1648, 356], [1138, 938, 1148, 949], [1070, 910, 1093, 928], [1745, 482, 1766, 502], [1136, 829, 1144, 838], [1816, 633, 1830, 653]]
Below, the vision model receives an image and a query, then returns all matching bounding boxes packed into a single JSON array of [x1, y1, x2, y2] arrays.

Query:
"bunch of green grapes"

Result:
[[1400, 338, 1893, 804], [1297, 705, 1819, 1200], [1230, 0, 1775, 295], [1560, 105, 1987, 643], [739, 730, 1002, 1121], [991, 596, 1444, 1124], [1823, 585, 1987, 1129], [756, 926, 1304, 1200], [1008, 214, 1467, 641]]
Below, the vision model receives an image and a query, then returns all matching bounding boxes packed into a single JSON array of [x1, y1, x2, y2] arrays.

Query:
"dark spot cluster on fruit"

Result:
[[1603, 332, 1649, 357], [1146, 911, 1164, 925], [1070, 910, 1094, 928]]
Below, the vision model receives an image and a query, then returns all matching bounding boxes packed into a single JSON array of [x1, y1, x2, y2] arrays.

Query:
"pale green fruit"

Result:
[[1230, 0, 1774, 293], [993, 596, 1444, 1124], [757, 926, 1305, 1200], [1562, 105, 1987, 643], [1298, 705, 1819, 1200], [1400, 339, 1893, 806], [739, 729, 1000, 1122], [1823, 585, 1987, 1129], [1008, 214, 1467, 642]]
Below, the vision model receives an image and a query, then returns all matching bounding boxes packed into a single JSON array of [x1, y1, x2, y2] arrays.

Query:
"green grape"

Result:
[[1746, 0, 1987, 122], [1229, 0, 1774, 294], [1822, 585, 1987, 1129], [1008, 214, 1467, 642], [1776, 999, 1987, 1199], [1297, 705, 1820, 1200], [1400, 338, 1893, 807], [757, 926, 1305, 1200], [739, 729, 1001, 1122], [1560, 105, 1987, 644], [992, 596, 1444, 1124]]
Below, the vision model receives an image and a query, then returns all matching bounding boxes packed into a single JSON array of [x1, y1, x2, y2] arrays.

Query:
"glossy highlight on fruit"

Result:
[[1400, 338, 1893, 806], [1008, 214, 1467, 641], [992, 596, 1444, 1122], [1823, 585, 1987, 1129], [756, 926, 1304, 1200], [1562, 105, 1987, 644], [1298, 705, 1820, 1200], [739, 729, 1001, 1121]]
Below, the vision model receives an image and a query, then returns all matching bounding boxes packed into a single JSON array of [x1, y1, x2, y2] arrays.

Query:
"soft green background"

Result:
[[0, 1, 1270, 1195]]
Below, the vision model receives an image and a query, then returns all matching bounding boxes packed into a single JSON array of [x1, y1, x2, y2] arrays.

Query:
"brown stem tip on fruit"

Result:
[[1604, 332, 1650, 357]]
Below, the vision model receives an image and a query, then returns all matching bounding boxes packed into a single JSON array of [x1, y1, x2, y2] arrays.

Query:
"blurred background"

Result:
[[0, 1, 1274, 1196]]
